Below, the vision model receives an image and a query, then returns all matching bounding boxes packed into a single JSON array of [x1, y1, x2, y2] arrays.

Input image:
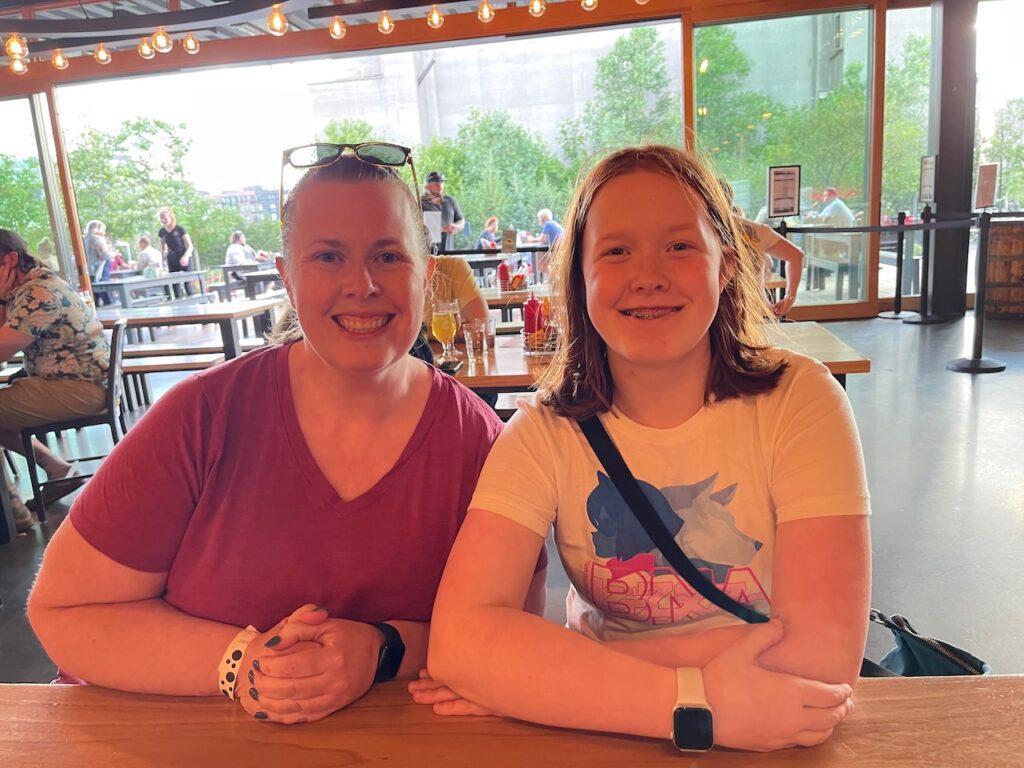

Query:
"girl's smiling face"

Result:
[[581, 168, 731, 376]]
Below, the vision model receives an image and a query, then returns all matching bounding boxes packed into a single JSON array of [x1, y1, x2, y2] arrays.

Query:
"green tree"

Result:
[[984, 98, 1024, 208], [882, 33, 931, 215], [319, 118, 376, 145], [560, 27, 683, 174], [0, 154, 52, 248]]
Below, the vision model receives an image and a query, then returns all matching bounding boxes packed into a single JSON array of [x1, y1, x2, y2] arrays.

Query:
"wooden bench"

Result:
[[121, 353, 226, 410], [494, 391, 536, 421], [123, 338, 265, 359]]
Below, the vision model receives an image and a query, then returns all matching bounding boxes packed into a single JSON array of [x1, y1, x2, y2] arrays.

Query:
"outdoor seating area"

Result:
[[2, 0, 1023, 764]]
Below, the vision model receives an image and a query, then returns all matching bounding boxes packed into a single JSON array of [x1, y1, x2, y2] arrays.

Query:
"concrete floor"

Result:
[[1, 314, 1021, 681]]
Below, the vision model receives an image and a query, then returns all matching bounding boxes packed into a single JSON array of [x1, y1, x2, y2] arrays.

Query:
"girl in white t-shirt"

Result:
[[413, 145, 870, 752]]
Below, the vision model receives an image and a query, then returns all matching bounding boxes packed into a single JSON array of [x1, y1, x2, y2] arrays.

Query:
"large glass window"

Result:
[[880, 8, 932, 300], [0, 97, 58, 269], [55, 21, 682, 284], [694, 10, 872, 306]]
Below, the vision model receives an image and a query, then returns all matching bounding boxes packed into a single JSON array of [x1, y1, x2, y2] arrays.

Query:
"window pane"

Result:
[[695, 10, 873, 306], [881, 8, 932, 300], [0, 97, 58, 270], [55, 21, 682, 285]]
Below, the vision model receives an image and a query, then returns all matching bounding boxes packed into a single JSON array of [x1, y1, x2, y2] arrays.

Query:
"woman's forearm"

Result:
[[429, 605, 677, 739], [606, 622, 754, 667], [29, 598, 240, 695]]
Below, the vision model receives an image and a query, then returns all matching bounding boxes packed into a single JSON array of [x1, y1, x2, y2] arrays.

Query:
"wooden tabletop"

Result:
[[96, 298, 285, 327], [452, 321, 869, 392], [0, 676, 1020, 767]]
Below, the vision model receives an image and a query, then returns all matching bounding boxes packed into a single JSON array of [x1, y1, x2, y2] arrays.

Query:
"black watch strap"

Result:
[[370, 622, 405, 683]]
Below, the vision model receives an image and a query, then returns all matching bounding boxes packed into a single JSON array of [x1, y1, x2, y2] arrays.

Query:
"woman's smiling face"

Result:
[[282, 178, 431, 375], [581, 168, 730, 375]]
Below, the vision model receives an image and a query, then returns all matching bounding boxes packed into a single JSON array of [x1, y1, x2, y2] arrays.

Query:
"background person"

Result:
[[416, 145, 867, 752], [478, 217, 499, 250], [817, 188, 855, 227], [83, 220, 118, 305], [225, 230, 268, 267], [135, 235, 164, 273], [0, 229, 107, 531], [420, 171, 465, 253], [526, 209, 564, 283], [28, 151, 544, 723], [157, 207, 195, 297]]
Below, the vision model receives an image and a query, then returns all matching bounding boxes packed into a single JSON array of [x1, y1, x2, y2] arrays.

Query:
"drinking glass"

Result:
[[431, 300, 461, 364], [463, 319, 487, 358]]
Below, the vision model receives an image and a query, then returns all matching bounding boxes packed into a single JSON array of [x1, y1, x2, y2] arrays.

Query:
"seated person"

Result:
[[424, 256, 489, 338], [478, 217, 499, 250], [135, 235, 164, 273], [0, 229, 106, 531], [415, 145, 866, 753], [225, 231, 267, 267], [28, 151, 544, 724]]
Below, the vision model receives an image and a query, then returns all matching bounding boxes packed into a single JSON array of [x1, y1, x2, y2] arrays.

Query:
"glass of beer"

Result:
[[431, 300, 461, 364]]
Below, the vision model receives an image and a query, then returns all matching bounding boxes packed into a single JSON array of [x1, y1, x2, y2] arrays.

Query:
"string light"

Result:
[[94, 44, 112, 65], [581, 0, 598, 10], [528, 0, 546, 18], [329, 16, 348, 40], [182, 32, 200, 54], [4, 34, 28, 59], [477, 1, 496, 23], [138, 37, 156, 59], [266, 4, 288, 36], [51, 49, 70, 71], [10, 57, 28, 75], [426, 5, 444, 29], [377, 10, 395, 34], [152, 27, 173, 53], [635, 0, 651, 4]]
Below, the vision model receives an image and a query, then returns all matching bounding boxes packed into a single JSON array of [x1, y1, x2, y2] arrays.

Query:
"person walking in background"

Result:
[[420, 171, 465, 253], [135, 235, 164, 273], [0, 229, 108, 532], [83, 220, 118, 305], [157, 207, 195, 297]]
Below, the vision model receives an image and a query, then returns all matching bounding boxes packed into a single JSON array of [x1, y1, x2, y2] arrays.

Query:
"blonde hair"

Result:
[[537, 144, 785, 419]]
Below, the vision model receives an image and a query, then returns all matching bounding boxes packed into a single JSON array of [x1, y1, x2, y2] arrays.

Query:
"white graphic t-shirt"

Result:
[[470, 351, 870, 642]]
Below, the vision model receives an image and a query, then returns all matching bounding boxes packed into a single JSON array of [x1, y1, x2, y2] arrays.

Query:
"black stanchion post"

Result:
[[947, 211, 1005, 373], [903, 205, 945, 325], [879, 212, 916, 319]]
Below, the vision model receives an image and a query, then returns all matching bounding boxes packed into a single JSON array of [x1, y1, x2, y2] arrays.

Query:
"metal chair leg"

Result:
[[20, 431, 45, 521]]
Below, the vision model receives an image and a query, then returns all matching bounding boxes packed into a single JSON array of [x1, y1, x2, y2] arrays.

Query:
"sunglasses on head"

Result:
[[280, 142, 419, 224]]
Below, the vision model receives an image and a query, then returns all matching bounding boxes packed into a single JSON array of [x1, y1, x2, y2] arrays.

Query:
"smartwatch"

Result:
[[370, 622, 405, 683], [671, 667, 714, 752]]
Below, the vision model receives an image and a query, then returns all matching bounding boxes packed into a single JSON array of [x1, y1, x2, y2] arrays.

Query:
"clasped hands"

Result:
[[236, 604, 381, 724]]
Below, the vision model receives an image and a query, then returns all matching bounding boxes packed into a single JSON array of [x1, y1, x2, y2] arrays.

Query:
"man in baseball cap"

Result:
[[421, 171, 464, 252]]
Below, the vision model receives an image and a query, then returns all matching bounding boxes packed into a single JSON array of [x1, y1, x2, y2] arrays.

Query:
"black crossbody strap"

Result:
[[578, 416, 768, 625]]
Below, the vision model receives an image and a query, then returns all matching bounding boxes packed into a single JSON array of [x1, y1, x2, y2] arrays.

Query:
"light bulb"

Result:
[[152, 27, 173, 53], [51, 49, 70, 71], [10, 57, 28, 75], [477, 0, 496, 22], [581, 0, 598, 10], [5, 34, 28, 59], [329, 16, 348, 40], [182, 32, 200, 54], [138, 38, 156, 59], [528, 0, 546, 18], [635, 0, 651, 4], [94, 44, 112, 65], [427, 5, 444, 29], [266, 5, 288, 36], [377, 10, 395, 34]]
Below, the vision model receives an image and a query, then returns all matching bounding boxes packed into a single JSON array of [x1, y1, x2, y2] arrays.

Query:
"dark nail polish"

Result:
[[249, 688, 259, 701], [252, 659, 261, 671], [248, 670, 255, 685], [264, 635, 281, 648], [255, 711, 268, 720]]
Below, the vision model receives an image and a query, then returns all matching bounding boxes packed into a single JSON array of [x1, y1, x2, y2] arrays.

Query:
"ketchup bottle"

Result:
[[498, 260, 510, 291], [523, 293, 541, 334]]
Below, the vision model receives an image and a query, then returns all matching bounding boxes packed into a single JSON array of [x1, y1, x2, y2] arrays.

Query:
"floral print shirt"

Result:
[[7, 267, 110, 382]]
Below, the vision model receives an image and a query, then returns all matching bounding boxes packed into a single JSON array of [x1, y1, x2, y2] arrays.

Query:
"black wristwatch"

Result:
[[671, 668, 714, 752], [370, 622, 405, 683]]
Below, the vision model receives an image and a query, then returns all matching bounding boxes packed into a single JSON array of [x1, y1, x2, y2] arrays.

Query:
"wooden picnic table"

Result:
[[93, 270, 206, 308], [95, 298, 285, 362], [448, 321, 870, 393], [243, 269, 284, 300], [219, 261, 276, 292], [0, 676, 1020, 766]]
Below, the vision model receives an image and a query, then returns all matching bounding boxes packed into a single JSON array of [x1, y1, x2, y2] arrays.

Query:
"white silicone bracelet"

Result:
[[218, 625, 258, 700]]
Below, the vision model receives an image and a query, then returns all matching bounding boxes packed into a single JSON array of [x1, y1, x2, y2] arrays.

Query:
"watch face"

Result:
[[672, 707, 714, 752]]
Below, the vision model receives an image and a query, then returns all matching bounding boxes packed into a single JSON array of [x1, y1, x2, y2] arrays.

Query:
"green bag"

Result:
[[869, 609, 991, 676]]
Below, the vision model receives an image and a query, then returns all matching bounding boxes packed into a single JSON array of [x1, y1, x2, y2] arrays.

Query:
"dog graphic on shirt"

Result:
[[586, 471, 762, 584]]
